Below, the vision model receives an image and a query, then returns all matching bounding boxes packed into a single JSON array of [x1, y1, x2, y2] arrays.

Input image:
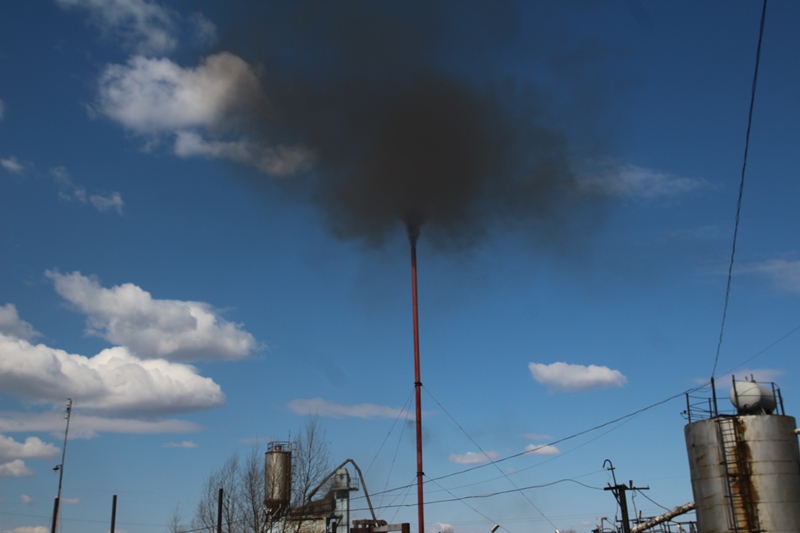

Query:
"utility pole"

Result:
[[603, 460, 648, 533], [51, 399, 73, 533]]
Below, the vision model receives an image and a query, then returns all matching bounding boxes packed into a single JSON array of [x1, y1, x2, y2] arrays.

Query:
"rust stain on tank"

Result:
[[731, 417, 760, 531]]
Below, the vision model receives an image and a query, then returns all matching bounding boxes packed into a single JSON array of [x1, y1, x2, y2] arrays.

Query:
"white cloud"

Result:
[[51, 167, 125, 215], [741, 259, 800, 295], [1, 157, 24, 174], [62, 497, 80, 504], [524, 443, 560, 456], [56, 0, 179, 56], [1, 527, 49, 533], [46, 270, 256, 361], [174, 131, 312, 177], [0, 435, 59, 462], [0, 335, 225, 415], [528, 362, 627, 392], [162, 440, 197, 448], [288, 398, 411, 419], [90, 191, 125, 214], [579, 161, 708, 200], [0, 411, 202, 439], [20, 494, 34, 505], [448, 450, 500, 465], [95, 53, 266, 134], [0, 459, 33, 478], [0, 274, 249, 424], [427, 523, 453, 533], [95, 53, 312, 177], [0, 304, 39, 341]]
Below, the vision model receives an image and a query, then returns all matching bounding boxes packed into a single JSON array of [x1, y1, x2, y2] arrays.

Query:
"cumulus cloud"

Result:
[[0, 304, 39, 341], [20, 494, 34, 505], [94, 53, 311, 176], [46, 271, 256, 361], [0, 459, 32, 478], [0, 336, 225, 415], [0, 411, 202, 439], [741, 259, 800, 295], [288, 398, 411, 419], [448, 450, 500, 465], [524, 443, 560, 456], [2, 528, 49, 533], [0, 273, 258, 419], [579, 161, 709, 200], [528, 362, 627, 392], [1, 157, 24, 174], [95, 53, 266, 134], [162, 440, 197, 448], [0, 435, 58, 462], [56, 0, 179, 55], [51, 167, 125, 215]]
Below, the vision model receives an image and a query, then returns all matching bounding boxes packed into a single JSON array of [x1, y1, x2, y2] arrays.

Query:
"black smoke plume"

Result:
[[226, 1, 614, 250]]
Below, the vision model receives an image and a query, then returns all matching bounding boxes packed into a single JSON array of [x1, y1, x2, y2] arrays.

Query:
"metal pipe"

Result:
[[629, 502, 695, 533], [408, 224, 424, 533]]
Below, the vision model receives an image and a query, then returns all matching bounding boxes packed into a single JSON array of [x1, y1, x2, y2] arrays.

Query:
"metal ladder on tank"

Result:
[[716, 417, 760, 532]]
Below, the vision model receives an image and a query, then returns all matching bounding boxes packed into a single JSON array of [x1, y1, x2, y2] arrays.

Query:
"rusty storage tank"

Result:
[[265, 441, 293, 512], [684, 380, 800, 532]]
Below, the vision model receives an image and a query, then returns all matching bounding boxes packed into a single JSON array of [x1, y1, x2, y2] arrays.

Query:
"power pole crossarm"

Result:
[[604, 481, 648, 533]]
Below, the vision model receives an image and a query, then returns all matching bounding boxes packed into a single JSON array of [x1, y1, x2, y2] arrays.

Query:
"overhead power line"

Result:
[[711, 0, 768, 379]]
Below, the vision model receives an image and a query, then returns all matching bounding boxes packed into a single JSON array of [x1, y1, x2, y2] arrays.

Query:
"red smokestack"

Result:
[[407, 220, 424, 533]]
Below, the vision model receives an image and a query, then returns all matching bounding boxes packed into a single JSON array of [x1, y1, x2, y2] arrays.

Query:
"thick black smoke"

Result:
[[226, 1, 613, 250]]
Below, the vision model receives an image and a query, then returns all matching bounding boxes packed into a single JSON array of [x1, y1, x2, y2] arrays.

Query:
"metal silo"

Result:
[[265, 441, 293, 513], [684, 379, 800, 532]]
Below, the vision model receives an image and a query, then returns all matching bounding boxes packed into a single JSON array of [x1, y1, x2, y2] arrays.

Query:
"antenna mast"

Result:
[[51, 398, 73, 533]]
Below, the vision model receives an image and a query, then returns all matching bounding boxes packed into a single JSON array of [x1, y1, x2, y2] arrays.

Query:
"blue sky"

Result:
[[1, 1, 799, 532]]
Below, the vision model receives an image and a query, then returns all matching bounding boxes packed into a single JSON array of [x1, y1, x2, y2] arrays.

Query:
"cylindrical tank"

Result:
[[685, 414, 800, 532], [265, 442, 292, 511]]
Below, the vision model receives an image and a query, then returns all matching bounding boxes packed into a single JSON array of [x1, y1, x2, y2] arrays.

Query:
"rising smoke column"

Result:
[[226, 0, 612, 249]]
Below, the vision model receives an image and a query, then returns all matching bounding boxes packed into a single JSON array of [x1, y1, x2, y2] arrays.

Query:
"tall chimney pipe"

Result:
[[407, 221, 424, 533]]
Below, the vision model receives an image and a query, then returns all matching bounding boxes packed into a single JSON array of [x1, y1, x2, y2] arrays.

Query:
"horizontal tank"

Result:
[[685, 414, 800, 532], [730, 381, 776, 415]]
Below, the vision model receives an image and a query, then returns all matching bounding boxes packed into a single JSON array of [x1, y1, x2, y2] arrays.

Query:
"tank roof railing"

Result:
[[683, 376, 785, 423]]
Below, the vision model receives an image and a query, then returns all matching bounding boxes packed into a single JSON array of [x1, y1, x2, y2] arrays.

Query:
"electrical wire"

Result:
[[634, 489, 672, 513], [423, 384, 705, 485], [351, 479, 604, 518], [422, 385, 558, 531], [365, 390, 414, 477], [711, 0, 768, 379], [364, 390, 415, 513], [722, 319, 800, 377], [358, 382, 705, 506]]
